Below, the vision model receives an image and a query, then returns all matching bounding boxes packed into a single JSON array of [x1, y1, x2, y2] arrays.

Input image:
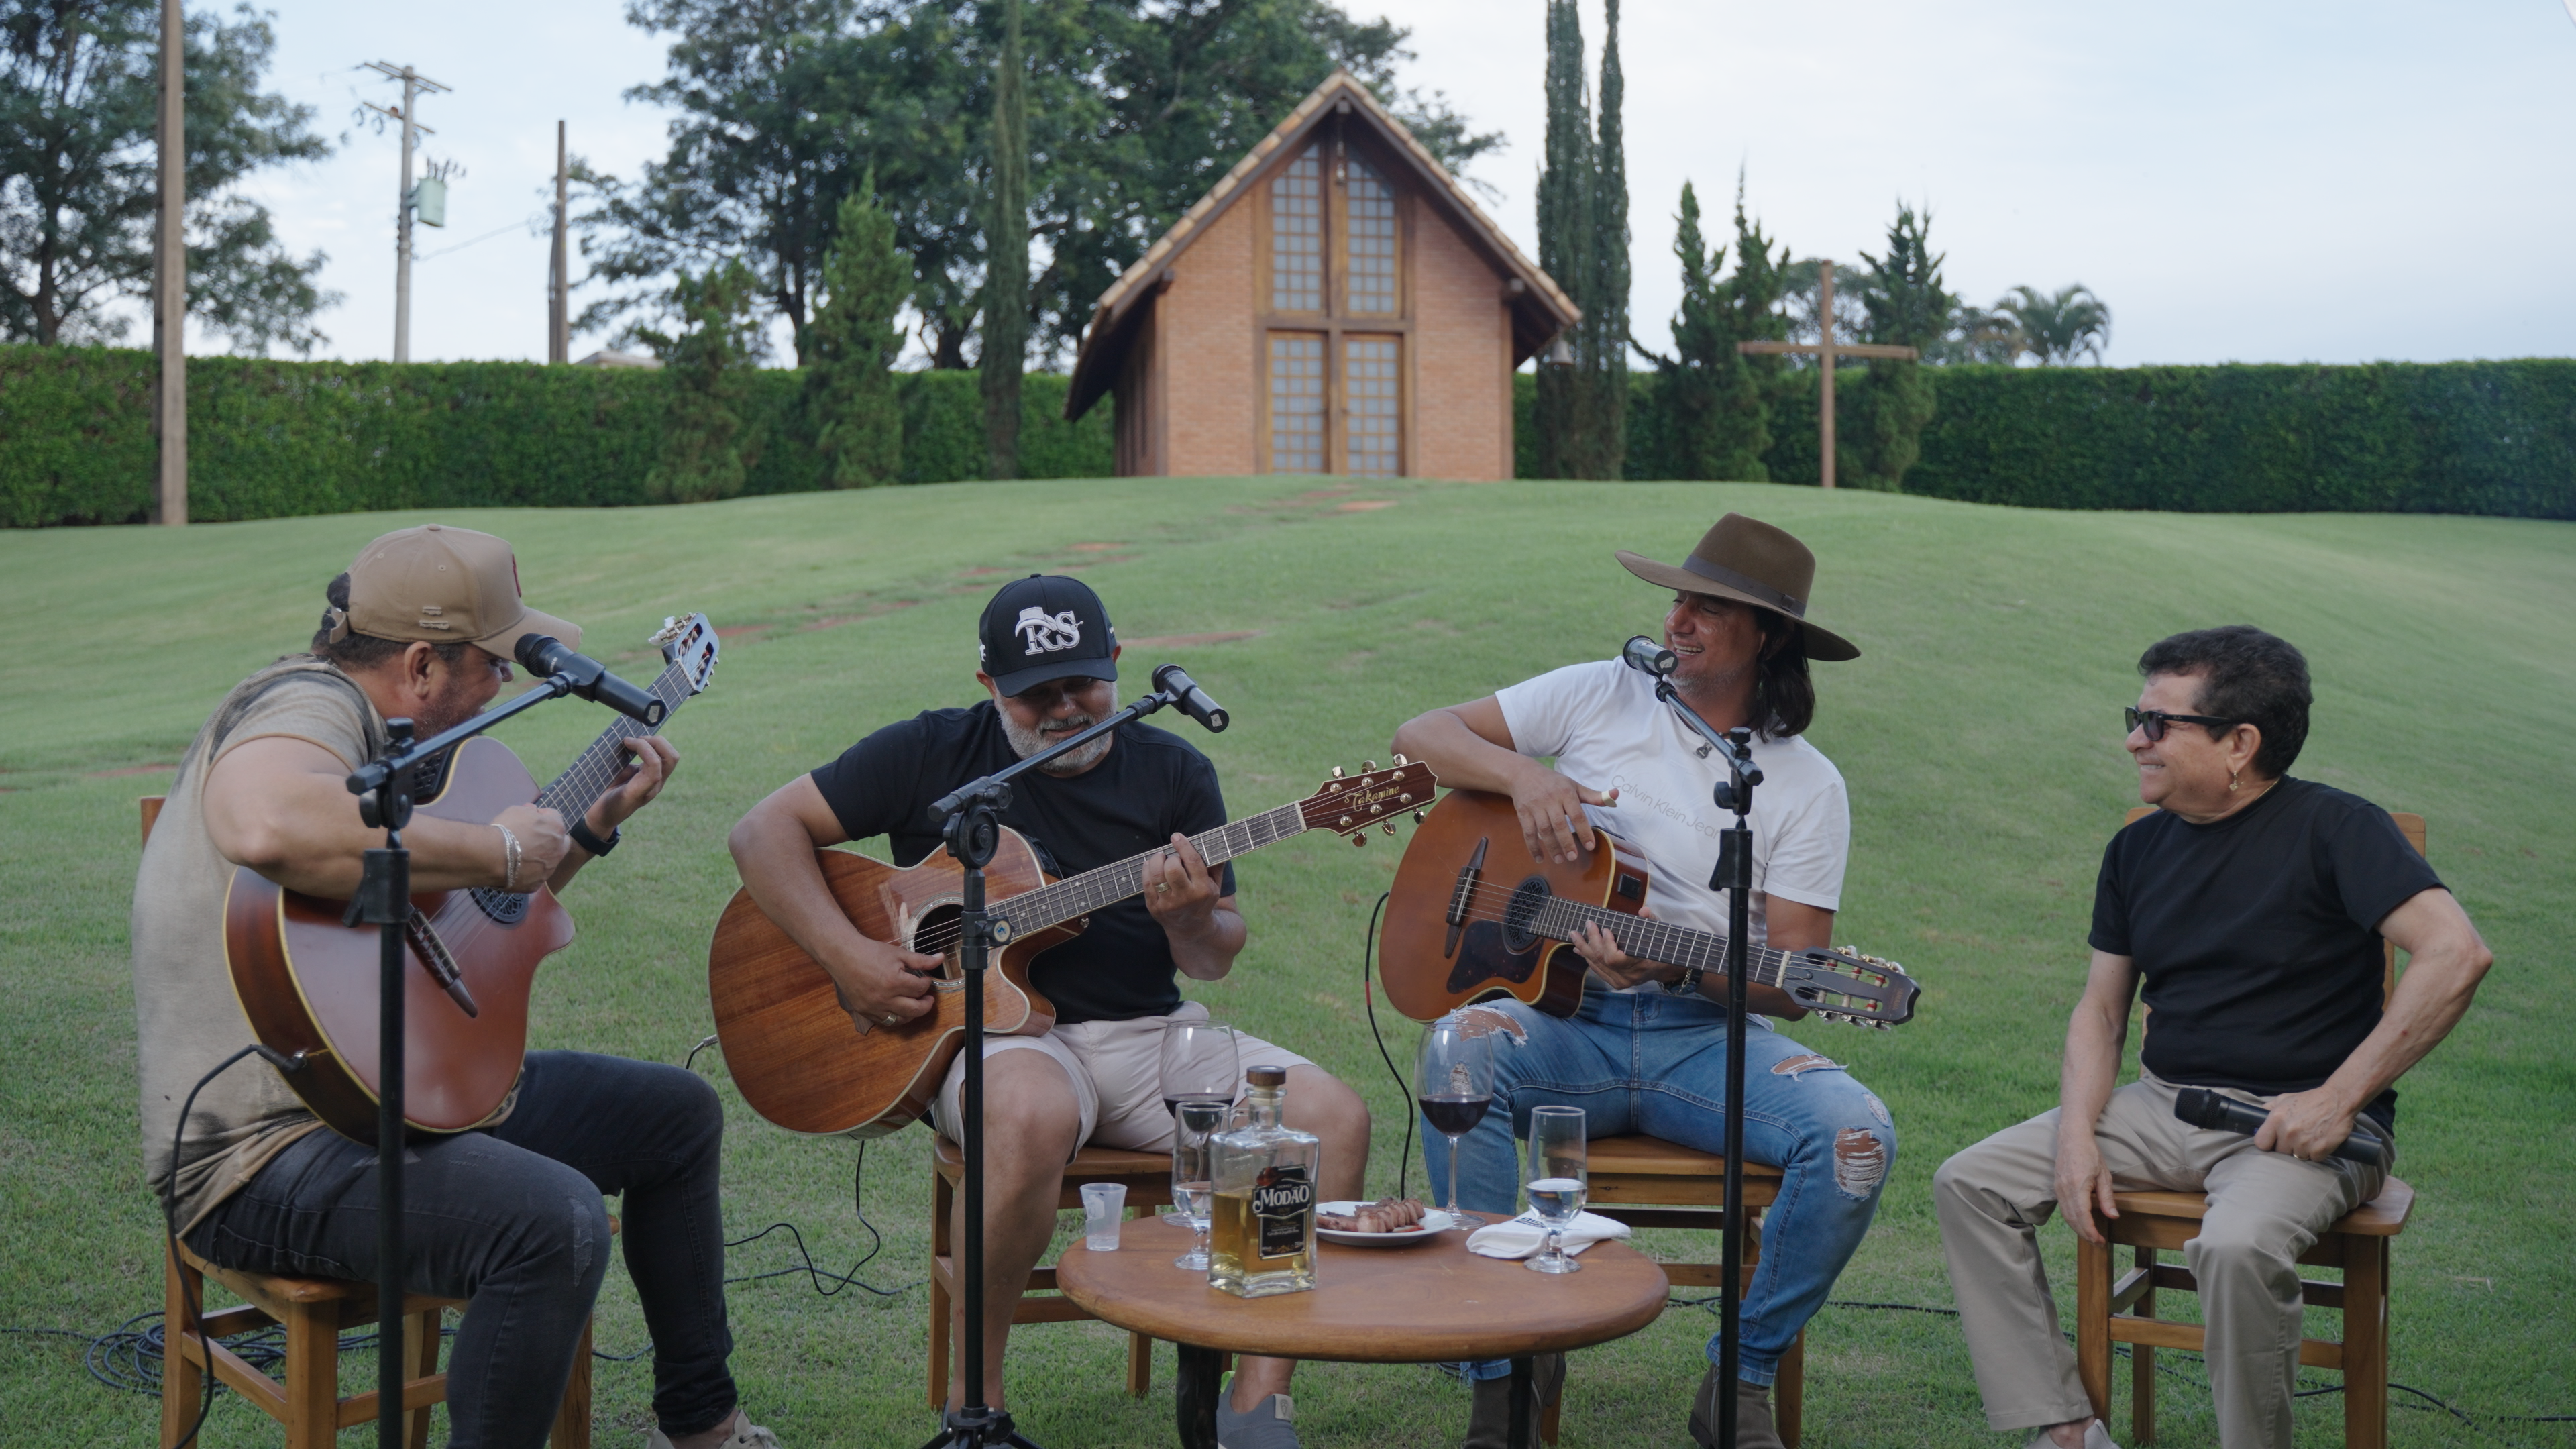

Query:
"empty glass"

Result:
[[1079, 1182, 1127, 1251], [1524, 1105, 1588, 1275], [1169, 1098, 1228, 1270], [1158, 1016, 1239, 1225], [1415, 1012, 1497, 1218]]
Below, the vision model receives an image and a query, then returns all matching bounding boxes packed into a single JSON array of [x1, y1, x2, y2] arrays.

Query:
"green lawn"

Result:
[[3, 478, 2569, 1448]]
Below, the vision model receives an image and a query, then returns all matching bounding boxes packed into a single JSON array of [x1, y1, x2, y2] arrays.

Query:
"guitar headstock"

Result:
[[1297, 756, 1439, 846], [1779, 947, 1921, 1028], [651, 613, 720, 700]]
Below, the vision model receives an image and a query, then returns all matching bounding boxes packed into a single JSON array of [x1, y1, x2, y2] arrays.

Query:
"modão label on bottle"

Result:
[[1252, 1165, 1313, 1258]]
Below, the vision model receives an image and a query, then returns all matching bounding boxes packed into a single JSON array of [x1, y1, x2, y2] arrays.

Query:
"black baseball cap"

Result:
[[978, 574, 1120, 696]]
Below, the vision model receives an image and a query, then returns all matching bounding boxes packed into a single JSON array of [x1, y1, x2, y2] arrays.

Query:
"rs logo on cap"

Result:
[[1014, 606, 1083, 655]]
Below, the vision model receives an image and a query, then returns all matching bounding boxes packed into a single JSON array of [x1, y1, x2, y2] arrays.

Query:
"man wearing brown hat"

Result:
[[133, 525, 772, 1449], [1391, 513, 1892, 1449]]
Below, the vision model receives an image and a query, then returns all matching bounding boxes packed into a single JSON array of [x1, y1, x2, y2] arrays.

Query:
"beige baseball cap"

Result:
[[325, 525, 582, 659]]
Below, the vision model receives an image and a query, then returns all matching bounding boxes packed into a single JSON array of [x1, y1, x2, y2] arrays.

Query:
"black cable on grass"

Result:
[[1356, 890, 1413, 1201]]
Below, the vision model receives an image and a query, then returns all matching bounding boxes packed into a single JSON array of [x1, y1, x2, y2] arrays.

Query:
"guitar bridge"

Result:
[[1442, 836, 1491, 959]]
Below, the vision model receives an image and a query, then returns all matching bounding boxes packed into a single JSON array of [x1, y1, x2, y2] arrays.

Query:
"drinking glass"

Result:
[[1159, 1018, 1238, 1227], [1415, 1012, 1496, 1218], [1169, 1099, 1228, 1270], [1523, 1105, 1588, 1275]]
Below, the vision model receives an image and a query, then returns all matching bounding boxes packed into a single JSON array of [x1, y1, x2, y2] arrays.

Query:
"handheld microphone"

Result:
[[1621, 635, 1677, 678], [2172, 1087, 2387, 1167], [1152, 663, 1230, 733], [515, 635, 669, 727]]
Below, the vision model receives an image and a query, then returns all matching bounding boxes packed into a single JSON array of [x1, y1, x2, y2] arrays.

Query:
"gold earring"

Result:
[[2229, 769, 2241, 793]]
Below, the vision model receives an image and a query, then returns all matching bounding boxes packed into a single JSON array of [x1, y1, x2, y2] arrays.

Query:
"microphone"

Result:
[[1152, 663, 1230, 733], [2172, 1087, 2387, 1167], [1621, 635, 1677, 677], [515, 635, 669, 727]]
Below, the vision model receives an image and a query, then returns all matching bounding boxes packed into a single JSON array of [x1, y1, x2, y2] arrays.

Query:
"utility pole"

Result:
[[362, 62, 448, 363], [151, 0, 186, 525], [549, 121, 570, 364]]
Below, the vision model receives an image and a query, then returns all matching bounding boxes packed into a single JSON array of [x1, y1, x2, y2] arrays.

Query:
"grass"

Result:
[[2, 477, 2570, 1448]]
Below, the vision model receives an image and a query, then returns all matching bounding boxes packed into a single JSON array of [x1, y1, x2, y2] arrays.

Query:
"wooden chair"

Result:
[[1582, 1136, 1804, 1448], [927, 1138, 1175, 1407], [2075, 807, 2426, 1448], [144, 797, 596, 1448]]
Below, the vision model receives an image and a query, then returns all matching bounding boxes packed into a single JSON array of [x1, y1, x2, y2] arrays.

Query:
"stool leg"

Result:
[[2129, 1246, 2155, 1446], [2343, 1236, 2388, 1449], [929, 1169, 954, 1409], [161, 1249, 205, 1449], [1127, 1331, 1152, 1397], [282, 1297, 338, 1449], [551, 1316, 595, 1449], [407, 1307, 443, 1449], [1778, 1331, 1805, 1449], [2075, 1234, 2112, 1424]]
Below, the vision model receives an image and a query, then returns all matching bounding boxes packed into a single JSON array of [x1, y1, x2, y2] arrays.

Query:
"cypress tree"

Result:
[[645, 259, 764, 504], [1652, 181, 1754, 480], [806, 182, 912, 488], [1586, 0, 1629, 480], [1533, 0, 1592, 480], [980, 0, 1029, 481], [1725, 171, 1788, 478], [1845, 201, 1949, 491]]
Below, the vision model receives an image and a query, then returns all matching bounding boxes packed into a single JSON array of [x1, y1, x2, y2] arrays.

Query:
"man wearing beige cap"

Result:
[[132, 525, 772, 1449], [1390, 513, 1893, 1449]]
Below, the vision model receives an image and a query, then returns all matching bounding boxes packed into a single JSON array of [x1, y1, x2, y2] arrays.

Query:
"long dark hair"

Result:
[[1752, 610, 1815, 739]]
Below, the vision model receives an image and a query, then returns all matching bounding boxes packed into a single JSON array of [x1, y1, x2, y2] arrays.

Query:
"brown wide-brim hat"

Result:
[[1615, 513, 1860, 661]]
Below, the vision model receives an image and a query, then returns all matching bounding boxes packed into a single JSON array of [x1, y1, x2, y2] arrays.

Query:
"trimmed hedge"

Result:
[[0, 346, 1114, 526], [1512, 359, 2575, 518]]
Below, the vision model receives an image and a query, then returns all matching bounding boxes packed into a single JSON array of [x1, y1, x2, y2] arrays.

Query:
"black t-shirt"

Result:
[[2090, 777, 2441, 1127], [810, 702, 1236, 1025]]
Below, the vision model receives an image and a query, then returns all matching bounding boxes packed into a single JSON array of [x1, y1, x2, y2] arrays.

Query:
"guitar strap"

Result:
[[176, 657, 388, 793]]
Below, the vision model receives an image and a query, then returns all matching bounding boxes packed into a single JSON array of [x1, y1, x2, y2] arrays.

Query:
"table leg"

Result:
[[1508, 1358, 1536, 1449], [1176, 1344, 1222, 1449]]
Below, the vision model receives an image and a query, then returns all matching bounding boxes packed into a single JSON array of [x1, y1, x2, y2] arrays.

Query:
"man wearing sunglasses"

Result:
[[1934, 625, 2493, 1449]]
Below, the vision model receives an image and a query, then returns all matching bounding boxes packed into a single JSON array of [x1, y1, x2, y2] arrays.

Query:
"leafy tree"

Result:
[[1, 0, 333, 350], [1993, 282, 2110, 364], [1635, 180, 1764, 481], [1842, 201, 1951, 491], [981, 0, 1026, 479], [803, 184, 908, 486], [643, 258, 766, 503]]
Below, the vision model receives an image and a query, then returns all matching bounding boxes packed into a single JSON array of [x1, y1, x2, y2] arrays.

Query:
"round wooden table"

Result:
[[1055, 1214, 1669, 1448]]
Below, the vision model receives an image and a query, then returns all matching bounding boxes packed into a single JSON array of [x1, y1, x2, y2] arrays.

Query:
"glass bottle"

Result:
[[1207, 1063, 1320, 1297]]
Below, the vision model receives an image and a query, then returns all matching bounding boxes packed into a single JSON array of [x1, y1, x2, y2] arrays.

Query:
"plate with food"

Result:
[[1316, 1197, 1458, 1246]]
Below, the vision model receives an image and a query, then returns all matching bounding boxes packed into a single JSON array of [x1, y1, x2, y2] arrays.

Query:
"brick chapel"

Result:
[[1062, 70, 1580, 480]]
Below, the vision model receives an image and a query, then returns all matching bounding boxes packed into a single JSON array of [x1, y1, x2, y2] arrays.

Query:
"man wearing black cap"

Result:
[[1390, 514, 1894, 1449], [729, 575, 1370, 1444]]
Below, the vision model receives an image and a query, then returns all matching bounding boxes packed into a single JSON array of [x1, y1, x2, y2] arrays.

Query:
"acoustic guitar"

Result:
[[1378, 789, 1919, 1028], [707, 759, 1438, 1139], [224, 614, 721, 1142]]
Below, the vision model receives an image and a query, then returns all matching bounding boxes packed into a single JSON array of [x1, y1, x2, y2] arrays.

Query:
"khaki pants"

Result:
[[1933, 1074, 2385, 1449]]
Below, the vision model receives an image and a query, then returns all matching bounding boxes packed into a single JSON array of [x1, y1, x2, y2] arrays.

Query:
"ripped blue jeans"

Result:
[[1424, 990, 1896, 1386]]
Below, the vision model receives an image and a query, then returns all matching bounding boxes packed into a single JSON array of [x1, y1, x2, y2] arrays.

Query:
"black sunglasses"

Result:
[[2125, 706, 2240, 742]]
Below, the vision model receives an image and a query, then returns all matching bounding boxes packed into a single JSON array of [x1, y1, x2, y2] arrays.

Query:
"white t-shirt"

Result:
[[1495, 659, 1849, 951]]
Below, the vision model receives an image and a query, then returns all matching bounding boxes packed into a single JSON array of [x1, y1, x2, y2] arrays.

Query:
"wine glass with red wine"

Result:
[[1415, 1011, 1497, 1218], [1159, 1016, 1240, 1226]]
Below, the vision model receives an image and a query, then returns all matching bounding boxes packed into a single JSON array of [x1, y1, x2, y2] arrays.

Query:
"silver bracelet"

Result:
[[494, 824, 523, 893]]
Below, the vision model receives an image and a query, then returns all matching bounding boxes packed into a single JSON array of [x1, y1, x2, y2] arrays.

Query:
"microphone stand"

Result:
[[921, 675, 1209, 1449], [341, 669, 600, 1449], [1651, 680, 1763, 1449]]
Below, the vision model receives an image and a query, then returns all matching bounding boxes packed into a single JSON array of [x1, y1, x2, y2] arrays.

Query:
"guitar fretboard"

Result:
[[534, 661, 692, 823], [996, 801, 1309, 933], [1528, 896, 1791, 986]]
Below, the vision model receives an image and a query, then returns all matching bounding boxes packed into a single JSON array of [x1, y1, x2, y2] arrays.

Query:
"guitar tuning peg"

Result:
[[1392, 753, 1409, 766], [1330, 766, 1345, 780], [1363, 760, 1379, 772], [1350, 832, 1368, 847], [1412, 808, 1426, 824], [1381, 820, 1396, 835]]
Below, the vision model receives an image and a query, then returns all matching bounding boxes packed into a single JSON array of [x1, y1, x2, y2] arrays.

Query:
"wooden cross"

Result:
[[1736, 260, 1918, 490]]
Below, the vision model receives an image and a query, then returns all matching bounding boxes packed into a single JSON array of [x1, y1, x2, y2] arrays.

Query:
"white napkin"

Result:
[[1464, 1209, 1633, 1260]]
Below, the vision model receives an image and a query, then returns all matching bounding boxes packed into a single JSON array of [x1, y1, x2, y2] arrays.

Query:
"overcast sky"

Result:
[[205, 0, 2576, 368]]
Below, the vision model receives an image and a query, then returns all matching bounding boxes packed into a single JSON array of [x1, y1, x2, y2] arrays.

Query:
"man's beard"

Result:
[[409, 672, 490, 738], [1001, 685, 1117, 775]]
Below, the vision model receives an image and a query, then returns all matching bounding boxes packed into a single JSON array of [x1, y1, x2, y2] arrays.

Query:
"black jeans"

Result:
[[189, 1051, 737, 1448]]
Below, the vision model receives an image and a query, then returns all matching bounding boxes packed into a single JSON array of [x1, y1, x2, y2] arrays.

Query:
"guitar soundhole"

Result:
[[909, 903, 966, 976], [471, 887, 529, 924], [1501, 877, 1550, 954]]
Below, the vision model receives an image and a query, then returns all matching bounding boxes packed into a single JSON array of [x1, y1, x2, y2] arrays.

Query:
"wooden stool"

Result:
[[162, 1234, 596, 1449], [2077, 1181, 2414, 1447], [1582, 1134, 1803, 1448], [928, 1138, 1175, 1407]]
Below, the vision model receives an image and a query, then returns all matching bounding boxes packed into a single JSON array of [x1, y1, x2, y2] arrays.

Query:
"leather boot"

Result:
[[1688, 1365, 1782, 1449], [1462, 1353, 1565, 1448]]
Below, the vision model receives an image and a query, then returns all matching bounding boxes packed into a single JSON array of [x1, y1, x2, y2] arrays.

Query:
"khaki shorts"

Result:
[[930, 1001, 1315, 1155]]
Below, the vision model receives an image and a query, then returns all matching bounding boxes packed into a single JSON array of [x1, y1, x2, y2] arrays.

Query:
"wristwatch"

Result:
[[1661, 967, 1705, 998], [568, 817, 621, 858]]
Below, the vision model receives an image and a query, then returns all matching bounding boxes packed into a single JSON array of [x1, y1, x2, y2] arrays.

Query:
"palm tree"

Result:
[[1992, 284, 2112, 365]]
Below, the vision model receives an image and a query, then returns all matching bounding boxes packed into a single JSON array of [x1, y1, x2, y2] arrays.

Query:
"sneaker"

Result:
[[647, 1409, 779, 1449], [1688, 1366, 1781, 1449], [2024, 1421, 2120, 1449], [1215, 1378, 1299, 1449], [1464, 1354, 1565, 1448]]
